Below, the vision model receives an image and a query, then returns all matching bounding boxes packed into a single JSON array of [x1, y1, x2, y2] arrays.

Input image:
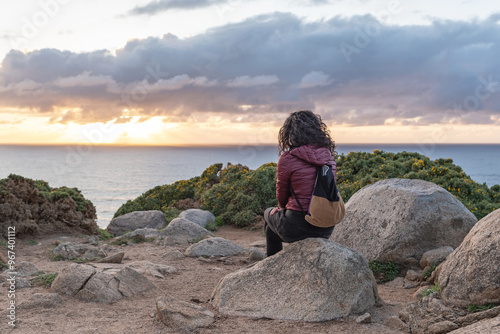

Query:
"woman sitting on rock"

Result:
[[264, 110, 337, 256]]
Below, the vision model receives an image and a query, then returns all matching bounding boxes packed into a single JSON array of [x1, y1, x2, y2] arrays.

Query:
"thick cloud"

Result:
[[129, 0, 229, 15], [1, 12, 499, 126]]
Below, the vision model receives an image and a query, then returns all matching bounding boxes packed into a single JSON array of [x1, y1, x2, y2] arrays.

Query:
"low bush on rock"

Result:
[[114, 151, 499, 226], [368, 260, 400, 282]]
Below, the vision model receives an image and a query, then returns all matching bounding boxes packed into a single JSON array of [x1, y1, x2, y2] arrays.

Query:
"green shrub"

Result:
[[113, 151, 499, 227], [97, 229, 113, 240], [369, 260, 400, 282], [423, 283, 440, 296], [31, 272, 58, 287], [1, 174, 94, 213], [422, 264, 437, 280], [467, 304, 497, 313], [336, 150, 499, 219]]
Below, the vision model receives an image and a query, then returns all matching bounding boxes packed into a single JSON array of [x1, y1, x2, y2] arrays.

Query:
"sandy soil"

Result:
[[0, 226, 415, 334]]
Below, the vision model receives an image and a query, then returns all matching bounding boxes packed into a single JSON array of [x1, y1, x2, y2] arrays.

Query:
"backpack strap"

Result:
[[289, 183, 307, 214]]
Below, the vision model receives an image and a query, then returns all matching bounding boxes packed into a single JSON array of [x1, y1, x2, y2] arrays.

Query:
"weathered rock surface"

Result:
[[450, 316, 500, 334], [211, 238, 380, 321], [96, 252, 125, 264], [247, 247, 265, 261], [185, 237, 245, 257], [0, 175, 97, 237], [117, 228, 159, 241], [156, 295, 215, 331], [126, 261, 178, 279], [178, 209, 215, 227], [157, 218, 214, 245], [51, 263, 156, 303], [53, 242, 107, 260], [107, 210, 166, 236], [439, 209, 500, 307], [420, 246, 454, 269], [399, 293, 462, 334], [51, 263, 97, 296], [18, 293, 62, 309], [16, 261, 39, 277], [331, 179, 477, 264]]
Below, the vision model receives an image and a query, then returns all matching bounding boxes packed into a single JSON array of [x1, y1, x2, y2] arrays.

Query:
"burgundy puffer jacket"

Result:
[[276, 144, 337, 212]]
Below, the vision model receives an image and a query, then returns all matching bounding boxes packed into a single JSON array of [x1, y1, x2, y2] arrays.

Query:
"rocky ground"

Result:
[[0, 225, 416, 334]]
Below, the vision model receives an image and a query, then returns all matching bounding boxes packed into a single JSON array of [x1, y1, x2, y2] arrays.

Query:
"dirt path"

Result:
[[1, 226, 414, 333]]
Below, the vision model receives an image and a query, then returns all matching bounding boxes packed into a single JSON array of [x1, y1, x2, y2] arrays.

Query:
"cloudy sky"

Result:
[[0, 0, 499, 145]]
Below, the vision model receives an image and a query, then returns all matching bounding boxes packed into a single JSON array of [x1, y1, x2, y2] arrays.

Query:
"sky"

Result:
[[0, 0, 499, 145]]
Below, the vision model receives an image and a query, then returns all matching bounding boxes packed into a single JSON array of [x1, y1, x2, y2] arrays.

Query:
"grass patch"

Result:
[[422, 264, 437, 280], [26, 239, 39, 245], [50, 254, 64, 262], [0, 240, 7, 249], [205, 222, 218, 231], [97, 228, 113, 240], [369, 260, 400, 282], [423, 283, 440, 296], [468, 304, 498, 313], [31, 272, 58, 287], [110, 239, 129, 246]]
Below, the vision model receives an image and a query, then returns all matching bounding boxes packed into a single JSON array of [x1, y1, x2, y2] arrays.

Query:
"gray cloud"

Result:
[[1, 12, 500, 126], [129, 0, 229, 15]]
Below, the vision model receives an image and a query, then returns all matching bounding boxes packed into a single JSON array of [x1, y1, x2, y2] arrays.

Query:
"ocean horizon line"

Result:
[[1, 142, 500, 148]]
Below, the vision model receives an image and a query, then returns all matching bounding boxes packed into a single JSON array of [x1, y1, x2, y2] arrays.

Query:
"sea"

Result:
[[1, 144, 499, 228]]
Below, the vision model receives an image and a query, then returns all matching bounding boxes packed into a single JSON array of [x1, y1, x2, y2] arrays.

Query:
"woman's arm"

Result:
[[276, 153, 292, 208]]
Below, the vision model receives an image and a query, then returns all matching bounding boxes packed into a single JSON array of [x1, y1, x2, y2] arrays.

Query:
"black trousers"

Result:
[[263, 207, 334, 256]]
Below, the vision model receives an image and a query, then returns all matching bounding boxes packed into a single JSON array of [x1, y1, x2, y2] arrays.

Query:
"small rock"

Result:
[[157, 218, 214, 245], [162, 249, 184, 260], [18, 293, 62, 309], [16, 261, 39, 277], [420, 246, 454, 269], [96, 252, 125, 264], [156, 295, 214, 331], [185, 237, 245, 257], [15, 277, 32, 289], [107, 210, 166, 237], [247, 247, 265, 261], [249, 241, 266, 248], [428, 320, 459, 334], [384, 277, 404, 289], [53, 242, 107, 261], [118, 228, 159, 241], [356, 313, 371, 324], [405, 269, 423, 282], [385, 316, 408, 331], [178, 209, 215, 227]]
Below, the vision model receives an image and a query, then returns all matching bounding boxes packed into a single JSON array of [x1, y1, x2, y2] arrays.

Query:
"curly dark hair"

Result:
[[278, 110, 335, 154]]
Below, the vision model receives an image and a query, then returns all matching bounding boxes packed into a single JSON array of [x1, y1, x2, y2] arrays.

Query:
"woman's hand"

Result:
[[270, 207, 282, 216]]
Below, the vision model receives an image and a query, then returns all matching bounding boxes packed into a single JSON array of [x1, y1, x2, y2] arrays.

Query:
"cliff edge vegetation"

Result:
[[115, 150, 499, 226]]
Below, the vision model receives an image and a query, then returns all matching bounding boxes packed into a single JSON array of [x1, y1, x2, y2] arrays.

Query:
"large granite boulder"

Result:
[[178, 209, 215, 227], [439, 209, 500, 307], [211, 238, 380, 321], [185, 237, 245, 257], [107, 210, 166, 236], [331, 179, 477, 264], [157, 218, 214, 245]]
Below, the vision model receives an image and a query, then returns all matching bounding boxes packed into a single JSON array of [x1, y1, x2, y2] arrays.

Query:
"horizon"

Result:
[[1, 1, 499, 145]]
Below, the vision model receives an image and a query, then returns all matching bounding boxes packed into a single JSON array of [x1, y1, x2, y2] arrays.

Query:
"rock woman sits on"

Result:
[[264, 110, 337, 256]]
